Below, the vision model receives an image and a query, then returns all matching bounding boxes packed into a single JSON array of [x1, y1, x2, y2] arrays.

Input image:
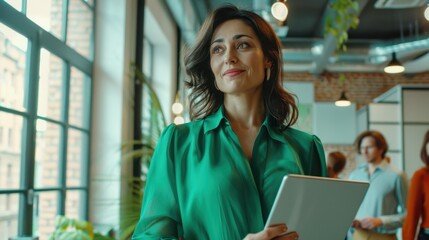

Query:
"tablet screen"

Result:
[[265, 174, 369, 240]]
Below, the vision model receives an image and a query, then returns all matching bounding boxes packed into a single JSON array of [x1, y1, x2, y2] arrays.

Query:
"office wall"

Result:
[[285, 71, 429, 110]]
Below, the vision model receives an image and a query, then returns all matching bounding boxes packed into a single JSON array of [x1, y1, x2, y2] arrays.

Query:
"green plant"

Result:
[[118, 65, 167, 240], [47, 215, 115, 240], [324, 0, 360, 52]]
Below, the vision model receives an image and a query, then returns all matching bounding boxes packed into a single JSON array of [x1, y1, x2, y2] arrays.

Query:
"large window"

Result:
[[0, 1, 94, 239]]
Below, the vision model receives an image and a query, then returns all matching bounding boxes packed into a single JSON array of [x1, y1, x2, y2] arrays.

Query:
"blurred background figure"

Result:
[[327, 151, 347, 178], [403, 129, 429, 240], [348, 130, 407, 240]]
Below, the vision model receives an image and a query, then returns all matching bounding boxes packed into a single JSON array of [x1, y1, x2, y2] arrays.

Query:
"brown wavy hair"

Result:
[[354, 130, 388, 158], [183, 4, 298, 129], [421, 130, 429, 166], [328, 151, 347, 174]]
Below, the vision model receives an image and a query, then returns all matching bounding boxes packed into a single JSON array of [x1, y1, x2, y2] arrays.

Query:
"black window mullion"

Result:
[[80, 132, 90, 219], [18, 30, 41, 237], [64, 0, 70, 44], [83, 69, 94, 219], [62, 0, 69, 42], [57, 62, 71, 216]]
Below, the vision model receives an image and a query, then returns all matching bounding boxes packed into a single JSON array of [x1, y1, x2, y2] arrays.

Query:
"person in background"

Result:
[[132, 4, 326, 240], [348, 130, 408, 240], [327, 151, 347, 178], [403, 129, 429, 240]]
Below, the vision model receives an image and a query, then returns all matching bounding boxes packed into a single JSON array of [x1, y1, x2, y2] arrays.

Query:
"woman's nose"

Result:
[[224, 48, 237, 64]]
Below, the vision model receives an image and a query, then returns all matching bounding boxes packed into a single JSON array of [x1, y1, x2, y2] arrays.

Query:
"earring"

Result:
[[266, 68, 271, 81]]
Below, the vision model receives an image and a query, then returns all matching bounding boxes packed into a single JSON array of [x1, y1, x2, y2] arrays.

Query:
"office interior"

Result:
[[0, 0, 429, 239]]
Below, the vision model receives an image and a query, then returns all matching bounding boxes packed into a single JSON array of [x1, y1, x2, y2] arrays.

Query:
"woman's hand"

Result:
[[243, 224, 299, 240]]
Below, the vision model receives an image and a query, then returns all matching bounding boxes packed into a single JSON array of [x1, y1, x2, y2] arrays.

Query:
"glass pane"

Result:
[[0, 23, 28, 112], [37, 49, 65, 121], [69, 67, 90, 128], [33, 191, 58, 240], [26, 0, 64, 39], [0, 193, 19, 239], [65, 190, 85, 220], [35, 120, 62, 188], [4, 0, 23, 12], [67, 129, 88, 187], [67, 0, 93, 59], [0, 112, 23, 189]]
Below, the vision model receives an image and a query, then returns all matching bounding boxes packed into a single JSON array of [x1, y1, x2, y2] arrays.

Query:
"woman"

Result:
[[132, 5, 326, 240], [327, 151, 347, 178], [403, 130, 429, 240]]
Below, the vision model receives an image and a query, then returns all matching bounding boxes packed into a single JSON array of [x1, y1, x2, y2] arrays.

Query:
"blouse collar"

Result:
[[203, 106, 287, 144]]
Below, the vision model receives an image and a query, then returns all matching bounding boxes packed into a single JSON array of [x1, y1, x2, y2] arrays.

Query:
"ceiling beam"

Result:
[[311, 0, 370, 75]]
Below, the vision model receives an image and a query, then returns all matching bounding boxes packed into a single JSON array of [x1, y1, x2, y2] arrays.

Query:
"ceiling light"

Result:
[[172, 102, 183, 115], [271, 1, 288, 22], [174, 116, 184, 125], [335, 91, 351, 107], [384, 52, 404, 74], [425, 4, 429, 21]]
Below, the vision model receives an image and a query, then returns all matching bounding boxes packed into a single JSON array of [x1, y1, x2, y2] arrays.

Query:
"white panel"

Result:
[[313, 102, 356, 144], [403, 90, 429, 123], [368, 123, 401, 151], [369, 103, 400, 123], [357, 107, 368, 135], [403, 124, 429, 180], [284, 81, 314, 104]]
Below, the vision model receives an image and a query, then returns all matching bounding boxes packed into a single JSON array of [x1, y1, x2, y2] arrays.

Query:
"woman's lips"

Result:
[[223, 69, 245, 77]]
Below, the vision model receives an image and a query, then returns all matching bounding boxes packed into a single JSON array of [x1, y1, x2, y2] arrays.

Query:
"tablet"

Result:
[[265, 174, 369, 240]]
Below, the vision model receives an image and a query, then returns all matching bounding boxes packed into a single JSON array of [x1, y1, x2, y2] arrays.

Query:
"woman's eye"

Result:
[[237, 42, 249, 49], [211, 46, 223, 54]]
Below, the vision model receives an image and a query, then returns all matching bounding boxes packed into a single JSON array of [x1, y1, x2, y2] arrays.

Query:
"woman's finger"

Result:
[[274, 231, 299, 240], [244, 224, 288, 240]]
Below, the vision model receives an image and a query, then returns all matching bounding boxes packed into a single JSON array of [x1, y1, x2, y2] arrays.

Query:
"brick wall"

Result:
[[285, 71, 429, 109]]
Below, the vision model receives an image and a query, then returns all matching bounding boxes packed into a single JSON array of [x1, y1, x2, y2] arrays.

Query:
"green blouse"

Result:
[[132, 107, 327, 240]]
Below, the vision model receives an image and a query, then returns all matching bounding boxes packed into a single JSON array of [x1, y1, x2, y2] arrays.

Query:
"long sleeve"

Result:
[[379, 171, 408, 229], [132, 125, 182, 240], [309, 135, 327, 177], [350, 161, 409, 234], [402, 169, 424, 240], [132, 109, 329, 239]]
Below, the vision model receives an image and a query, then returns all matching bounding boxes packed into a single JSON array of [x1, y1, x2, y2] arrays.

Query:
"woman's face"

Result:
[[210, 19, 270, 95]]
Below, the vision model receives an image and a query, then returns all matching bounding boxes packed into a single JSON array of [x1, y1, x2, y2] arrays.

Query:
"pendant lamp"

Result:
[[384, 52, 404, 74], [335, 90, 351, 107]]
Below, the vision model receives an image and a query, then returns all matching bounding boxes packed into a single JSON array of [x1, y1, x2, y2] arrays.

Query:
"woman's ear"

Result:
[[264, 58, 272, 69]]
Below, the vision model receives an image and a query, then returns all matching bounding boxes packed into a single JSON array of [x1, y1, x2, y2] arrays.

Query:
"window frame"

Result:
[[0, 0, 94, 236]]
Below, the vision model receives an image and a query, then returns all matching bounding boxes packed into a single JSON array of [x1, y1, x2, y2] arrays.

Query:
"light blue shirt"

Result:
[[349, 160, 408, 234]]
